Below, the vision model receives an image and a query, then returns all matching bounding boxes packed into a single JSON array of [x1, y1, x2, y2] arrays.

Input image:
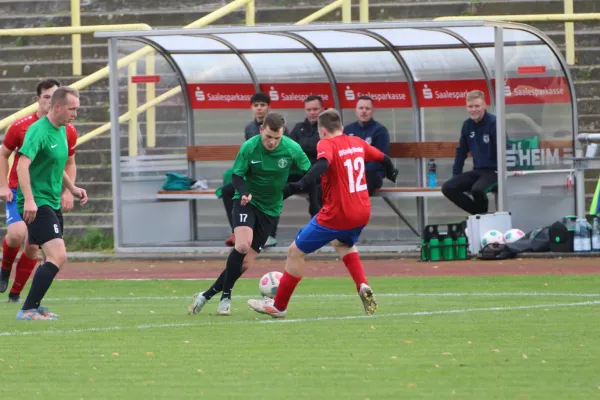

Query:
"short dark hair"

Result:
[[263, 112, 286, 132], [357, 95, 373, 103], [50, 86, 79, 107], [318, 108, 342, 133], [36, 78, 61, 96], [304, 95, 323, 105], [250, 92, 270, 105]]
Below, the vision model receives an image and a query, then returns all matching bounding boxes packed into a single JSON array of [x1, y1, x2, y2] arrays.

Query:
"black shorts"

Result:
[[232, 200, 277, 253], [21, 205, 64, 246]]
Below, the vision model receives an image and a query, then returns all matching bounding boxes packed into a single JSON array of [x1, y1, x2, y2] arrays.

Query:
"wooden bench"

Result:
[[157, 140, 572, 236]]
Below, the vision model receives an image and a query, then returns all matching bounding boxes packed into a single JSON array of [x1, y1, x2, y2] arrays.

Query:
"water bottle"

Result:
[[427, 159, 437, 188], [574, 219, 588, 252], [592, 217, 600, 252], [583, 220, 592, 252]]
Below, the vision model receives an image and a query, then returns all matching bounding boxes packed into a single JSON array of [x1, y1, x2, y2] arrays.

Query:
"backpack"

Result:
[[162, 172, 193, 191], [479, 243, 517, 260]]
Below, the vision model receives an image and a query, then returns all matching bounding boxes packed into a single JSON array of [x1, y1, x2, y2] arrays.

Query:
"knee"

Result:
[[441, 180, 457, 196], [234, 242, 251, 255], [287, 242, 305, 260], [48, 251, 67, 268], [24, 244, 39, 260], [6, 225, 26, 247]]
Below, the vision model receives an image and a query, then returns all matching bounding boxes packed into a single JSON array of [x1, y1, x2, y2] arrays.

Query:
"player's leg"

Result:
[[0, 190, 26, 293], [8, 236, 39, 303], [332, 228, 377, 315], [470, 170, 498, 214], [441, 171, 480, 215], [248, 216, 333, 318], [188, 199, 255, 315], [17, 206, 64, 320], [221, 183, 236, 246]]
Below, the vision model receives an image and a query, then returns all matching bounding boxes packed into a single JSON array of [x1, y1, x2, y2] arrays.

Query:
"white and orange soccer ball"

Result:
[[481, 230, 506, 249], [504, 228, 525, 243], [259, 271, 283, 298]]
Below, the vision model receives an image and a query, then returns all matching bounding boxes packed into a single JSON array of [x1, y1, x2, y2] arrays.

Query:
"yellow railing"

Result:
[[435, 0, 591, 66], [77, 0, 369, 153]]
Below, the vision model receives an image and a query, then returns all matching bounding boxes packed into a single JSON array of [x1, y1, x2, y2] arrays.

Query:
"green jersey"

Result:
[[232, 135, 311, 217], [17, 116, 69, 213]]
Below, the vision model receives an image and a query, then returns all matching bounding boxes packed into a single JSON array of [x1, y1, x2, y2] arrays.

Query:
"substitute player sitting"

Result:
[[188, 112, 311, 316], [247, 108, 398, 318]]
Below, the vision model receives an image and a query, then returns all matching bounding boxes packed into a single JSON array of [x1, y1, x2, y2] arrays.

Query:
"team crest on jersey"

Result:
[[278, 158, 288, 168], [483, 134, 490, 144]]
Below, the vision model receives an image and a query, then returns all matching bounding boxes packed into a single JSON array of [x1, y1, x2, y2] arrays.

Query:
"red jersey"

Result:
[[315, 134, 384, 230], [3, 113, 77, 189]]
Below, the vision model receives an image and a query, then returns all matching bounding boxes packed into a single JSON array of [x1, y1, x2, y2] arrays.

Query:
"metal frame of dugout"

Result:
[[94, 20, 582, 254]]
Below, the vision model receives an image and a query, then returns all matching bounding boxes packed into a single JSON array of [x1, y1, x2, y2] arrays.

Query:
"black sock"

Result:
[[22, 262, 59, 310], [221, 249, 246, 300], [203, 270, 226, 300]]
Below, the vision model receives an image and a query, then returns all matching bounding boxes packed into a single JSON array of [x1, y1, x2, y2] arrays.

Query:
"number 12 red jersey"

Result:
[[315, 134, 384, 230]]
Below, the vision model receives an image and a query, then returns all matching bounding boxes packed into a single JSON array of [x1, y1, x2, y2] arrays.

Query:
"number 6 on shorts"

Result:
[[54, 224, 59, 234]]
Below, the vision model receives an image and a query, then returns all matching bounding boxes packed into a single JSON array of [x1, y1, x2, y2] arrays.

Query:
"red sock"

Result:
[[343, 252, 368, 291], [2, 237, 21, 272], [9, 252, 38, 295], [274, 271, 302, 311]]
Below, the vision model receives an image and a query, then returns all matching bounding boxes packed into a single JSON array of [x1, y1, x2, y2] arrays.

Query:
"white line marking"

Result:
[[40, 292, 600, 302], [0, 300, 598, 337]]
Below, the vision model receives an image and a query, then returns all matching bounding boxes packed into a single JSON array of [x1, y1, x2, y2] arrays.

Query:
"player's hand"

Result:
[[240, 193, 252, 206], [61, 190, 74, 212], [70, 186, 88, 206], [386, 168, 399, 183], [0, 186, 12, 202], [285, 182, 303, 196], [23, 197, 37, 224]]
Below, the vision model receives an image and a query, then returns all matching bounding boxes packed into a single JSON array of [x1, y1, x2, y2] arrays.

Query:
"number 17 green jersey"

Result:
[[232, 135, 311, 217]]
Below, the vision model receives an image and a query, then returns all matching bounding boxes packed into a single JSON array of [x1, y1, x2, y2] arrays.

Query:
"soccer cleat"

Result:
[[0, 269, 9, 293], [224, 233, 235, 247], [7, 293, 20, 303], [216, 298, 231, 316], [188, 292, 208, 315], [264, 236, 277, 248], [358, 283, 377, 315], [37, 306, 59, 318], [247, 298, 286, 318], [16, 309, 55, 321]]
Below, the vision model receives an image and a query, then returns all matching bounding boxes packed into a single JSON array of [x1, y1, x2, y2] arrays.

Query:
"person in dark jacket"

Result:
[[344, 96, 390, 195], [442, 90, 498, 215]]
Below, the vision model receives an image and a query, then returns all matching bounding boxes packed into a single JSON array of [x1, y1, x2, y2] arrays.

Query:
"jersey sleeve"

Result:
[[17, 125, 41, 162], [316, 139, 334, 163], [2, 123, 21, 152], [231, 141, 251, 177], [291, 142, 311, 173], [364, 143, 384, 162], [66, 125, 78, 156]]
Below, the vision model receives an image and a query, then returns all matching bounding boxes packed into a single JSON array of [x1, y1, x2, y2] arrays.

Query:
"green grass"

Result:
[[1, 275, 600, 399]]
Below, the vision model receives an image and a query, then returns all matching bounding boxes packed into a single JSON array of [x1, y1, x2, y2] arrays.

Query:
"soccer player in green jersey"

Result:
[[188, 112, 311, 316], [15, 86, 88, 321]]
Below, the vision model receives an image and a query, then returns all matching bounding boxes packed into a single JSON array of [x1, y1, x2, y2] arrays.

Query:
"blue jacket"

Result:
[[453, 112, 498, 176], [344, 119, 390, 176]]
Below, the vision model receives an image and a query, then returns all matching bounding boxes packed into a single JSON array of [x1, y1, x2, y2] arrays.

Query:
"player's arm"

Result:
[[61, 155, 76, 211], [452, 123, 469, 176], [16, 156, 36, 223], [62, 170, 88, 206], [286, 141, 330, 195], [231, 142, 252, 205], [365, 144, 398, 183], [0, 125, 20, 202]]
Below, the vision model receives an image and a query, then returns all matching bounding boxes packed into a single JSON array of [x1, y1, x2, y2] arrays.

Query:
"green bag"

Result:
[[162, 172, 193, 191]]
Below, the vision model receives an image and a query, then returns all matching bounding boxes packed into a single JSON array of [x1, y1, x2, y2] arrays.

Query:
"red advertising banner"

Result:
[[500, 76, 570, 104], [337, 82, 412, 109], [131, 75, 161, 84], [258, 83, 334, 109], [414, 80, 491, 108], [187, 83, 256, 109]]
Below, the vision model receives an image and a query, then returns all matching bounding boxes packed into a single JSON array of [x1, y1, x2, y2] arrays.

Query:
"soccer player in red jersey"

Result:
[[248, 108, 398, 318], [0, 79, 78, 302]]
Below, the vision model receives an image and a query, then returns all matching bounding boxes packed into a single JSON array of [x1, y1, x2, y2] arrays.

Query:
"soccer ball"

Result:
[[259, 271, 283, 298], [481, 230, 505, 248], [504, 228, 525, 243]]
